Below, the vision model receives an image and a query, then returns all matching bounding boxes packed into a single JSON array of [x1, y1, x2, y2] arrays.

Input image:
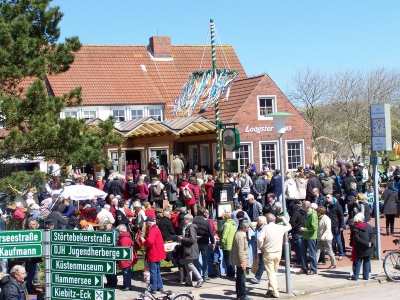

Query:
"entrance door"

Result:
[[125, 150, 142, 173]]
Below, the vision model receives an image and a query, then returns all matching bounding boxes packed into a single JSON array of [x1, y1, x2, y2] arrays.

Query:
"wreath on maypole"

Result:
[[172, 68, 238, 117]]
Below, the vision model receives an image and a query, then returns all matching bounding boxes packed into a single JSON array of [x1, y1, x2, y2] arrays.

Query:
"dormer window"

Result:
[[113, 110, 125, 122], [257, 96, 276, 120]]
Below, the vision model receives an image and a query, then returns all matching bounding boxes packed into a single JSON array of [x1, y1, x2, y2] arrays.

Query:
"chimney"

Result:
[[149, 36, 172, 58]]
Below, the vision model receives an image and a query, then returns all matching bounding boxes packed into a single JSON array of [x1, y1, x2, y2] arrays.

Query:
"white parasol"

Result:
[[59, 185, 107, 201]]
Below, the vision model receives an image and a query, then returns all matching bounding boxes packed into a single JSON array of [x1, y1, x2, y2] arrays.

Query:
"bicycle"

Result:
[[383, 238, 400, 282], [135, 282, 194, 300]]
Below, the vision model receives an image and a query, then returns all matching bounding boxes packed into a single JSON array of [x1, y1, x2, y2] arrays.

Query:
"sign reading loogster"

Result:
[[244, 125, 292, 134]]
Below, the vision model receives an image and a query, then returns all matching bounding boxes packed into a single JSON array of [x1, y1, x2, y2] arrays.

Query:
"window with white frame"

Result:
[[64, 111, 77, 119], [113, 110, 125, 122], [131, 109, 143, 120], [150, 149, 168, 167], [233, 143, 252, 172], [83, 111, 96, 119], [258, 96, 275, 119], [286, 141, 303, 171], [149, 108, 162, 121], [260, 143, 277, 170]]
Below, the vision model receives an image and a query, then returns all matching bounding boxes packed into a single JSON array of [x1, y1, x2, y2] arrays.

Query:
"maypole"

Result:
[[172, 20, 238, 183], [210, 19, 223, 182]]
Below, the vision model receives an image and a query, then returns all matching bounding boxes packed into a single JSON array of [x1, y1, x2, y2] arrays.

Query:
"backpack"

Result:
[[182, 185, 193, 200], [152, 183, 162, 196]]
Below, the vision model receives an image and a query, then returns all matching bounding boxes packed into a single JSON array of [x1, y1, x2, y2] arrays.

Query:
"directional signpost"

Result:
[[48, 230, 130, 299], [51, 258, 116, 275], [52, 286, 115, 300], [51, 244, 132, 260], [0, 230, 42, 258]]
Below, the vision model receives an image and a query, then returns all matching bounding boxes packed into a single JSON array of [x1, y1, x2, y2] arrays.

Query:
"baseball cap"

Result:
[[83, 204, 91, 209], [145, 217, 155, 223], [103, 220, 112, 225], [45, 219, 55, 225], [79, 220, 88, 226], [294, 199, 302, 205], [115, 195, 121, 200]]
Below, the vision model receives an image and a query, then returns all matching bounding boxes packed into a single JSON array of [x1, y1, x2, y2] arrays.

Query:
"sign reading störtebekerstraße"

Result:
[[50, 230, 115, 246]]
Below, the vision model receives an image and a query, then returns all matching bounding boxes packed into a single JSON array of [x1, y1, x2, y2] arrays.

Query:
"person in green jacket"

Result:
[[296, 200, 318, 275], [220, 212, 237, 278]]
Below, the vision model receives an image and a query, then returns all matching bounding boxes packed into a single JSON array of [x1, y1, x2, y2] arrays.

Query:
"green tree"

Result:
[[0, 0, 123, 193]]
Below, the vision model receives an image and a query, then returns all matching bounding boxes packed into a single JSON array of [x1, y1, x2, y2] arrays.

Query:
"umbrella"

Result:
[[59, 185, 107, 201]]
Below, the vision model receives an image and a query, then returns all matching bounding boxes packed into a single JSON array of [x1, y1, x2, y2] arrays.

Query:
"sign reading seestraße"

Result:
[[51, 244, 132, 260], [51, 258, 116, 275], [50, 230, 115, 246], [0, 230, 42, 244]]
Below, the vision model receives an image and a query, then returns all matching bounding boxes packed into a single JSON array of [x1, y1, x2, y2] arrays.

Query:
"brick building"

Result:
[[44, 36, 312, 175]]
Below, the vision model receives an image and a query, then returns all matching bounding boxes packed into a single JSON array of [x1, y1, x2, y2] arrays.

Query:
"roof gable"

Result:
[[46, 42, 247, 119]]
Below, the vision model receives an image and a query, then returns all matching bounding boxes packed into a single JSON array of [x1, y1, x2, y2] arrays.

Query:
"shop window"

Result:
[[260, 143, 277, 170], [64, 111, 77, 119], [131, 109, 143, 120], [286, 141, 303, 171], [258, 96, 276, 120], [188, 145, 198, 168], [110, 151, 126, 172], [149, 108, 162, 121], [233, 143, 252, 172], [113, 110, 125, 122], [150, 149, 168, 168], [200, 144, 210, 167], [83, 111, 96, 119]]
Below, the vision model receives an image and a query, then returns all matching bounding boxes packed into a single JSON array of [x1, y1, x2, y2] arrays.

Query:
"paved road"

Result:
[[304, 281, 398, 300]]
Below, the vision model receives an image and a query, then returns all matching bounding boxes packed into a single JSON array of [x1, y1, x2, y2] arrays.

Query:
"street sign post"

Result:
[[50, 230, 115, 246], [0, 244, 42, 258], [51, 272, 103, 288], [51, 244, 132, 260], [0, 230, 42, 244], [51, 258, 116, 275], [52, 286, 115, 300]]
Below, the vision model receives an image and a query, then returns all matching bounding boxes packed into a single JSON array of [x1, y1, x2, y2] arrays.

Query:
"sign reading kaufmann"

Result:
[[0, 230, 42, 244], [50, 230, 115, 246], [51, 258, 116, 275], [51, 244, 132, 260], [0, 244, 42, 258]]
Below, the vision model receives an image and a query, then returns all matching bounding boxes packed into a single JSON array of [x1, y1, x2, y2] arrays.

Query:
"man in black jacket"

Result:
[[0, 265, 27, 300], [158, 210, 178, 241], [326, 193, 345, 260], [306, 172, 322, 202], [109, 175, 125, 198], [353, 164, 364, 192], [193, 207, 215, 281], [311, 188, 327, 207], [289, 199, 306, 267], [251, 173, 267, 207]]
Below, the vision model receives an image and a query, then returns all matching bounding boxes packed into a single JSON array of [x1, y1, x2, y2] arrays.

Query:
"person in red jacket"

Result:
[[141, 217, 166, 294], [181, 179, 196, 216], [95, 176, 104, 191], [205, 175, 215, 213], [116, 224, 135, 291]]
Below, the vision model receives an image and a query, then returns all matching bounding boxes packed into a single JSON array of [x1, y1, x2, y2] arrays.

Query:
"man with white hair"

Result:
[[0, 265, 27, 299], [97, 204, 115, 227], [172, 155, 185, 181], [246, 194, 263, 222], [258, 213, 291, 298]]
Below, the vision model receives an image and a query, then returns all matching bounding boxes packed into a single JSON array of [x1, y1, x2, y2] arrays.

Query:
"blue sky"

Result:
[[52, 0, 400, 93]]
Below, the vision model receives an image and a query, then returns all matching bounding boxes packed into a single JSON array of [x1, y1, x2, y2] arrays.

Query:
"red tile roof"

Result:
[[46, 43, 247, 119], [198, 74, 265, 122]]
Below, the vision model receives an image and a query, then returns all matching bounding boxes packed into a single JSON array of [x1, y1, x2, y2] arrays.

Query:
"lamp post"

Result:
[[268, 112, 293, 294]]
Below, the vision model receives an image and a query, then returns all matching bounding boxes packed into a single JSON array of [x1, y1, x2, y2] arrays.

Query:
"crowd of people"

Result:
[[0, 155, 399, 300]]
